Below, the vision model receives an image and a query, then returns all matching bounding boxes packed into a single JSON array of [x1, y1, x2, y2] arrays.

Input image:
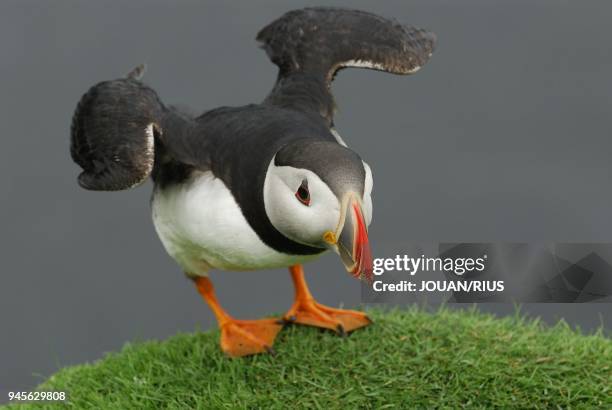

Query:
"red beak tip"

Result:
[[351, 202, 373, 284]]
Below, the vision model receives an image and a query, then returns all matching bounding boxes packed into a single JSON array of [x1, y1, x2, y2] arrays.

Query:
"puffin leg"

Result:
[[192, 276, 282, 357], [283, 265, 371, 335]]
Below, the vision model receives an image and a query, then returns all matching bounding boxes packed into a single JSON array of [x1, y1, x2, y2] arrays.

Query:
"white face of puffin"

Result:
[[264, 158, 342, 248], [263, 155, 374, 279]]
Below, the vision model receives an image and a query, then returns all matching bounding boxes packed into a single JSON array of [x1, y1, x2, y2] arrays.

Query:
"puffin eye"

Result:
[[295, 179, 310, 206]]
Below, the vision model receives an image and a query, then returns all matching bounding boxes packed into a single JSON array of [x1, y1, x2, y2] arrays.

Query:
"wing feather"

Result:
[[257, 7, 436, 123]]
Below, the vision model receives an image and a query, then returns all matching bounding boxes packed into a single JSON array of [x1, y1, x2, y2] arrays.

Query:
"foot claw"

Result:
[[282, 315, 297, 324], [265, 345, 277, 356], [336, 324, 347, 337]]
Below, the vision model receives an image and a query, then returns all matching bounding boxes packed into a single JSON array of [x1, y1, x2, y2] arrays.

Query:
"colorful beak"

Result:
[[335, 196, 373, 282]]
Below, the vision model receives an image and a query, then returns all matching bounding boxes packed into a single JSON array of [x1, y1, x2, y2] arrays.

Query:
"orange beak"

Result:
[[335, 197, 373, 282]]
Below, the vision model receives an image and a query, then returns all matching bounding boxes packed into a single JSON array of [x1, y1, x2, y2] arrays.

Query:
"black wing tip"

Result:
[[77, 170, 142, 191], [408, 26, 437, 48], [412, 27, 437, 53], [77, 170, 111, 191], [402, 26, 437, 69], [77, 172, 105, 191]]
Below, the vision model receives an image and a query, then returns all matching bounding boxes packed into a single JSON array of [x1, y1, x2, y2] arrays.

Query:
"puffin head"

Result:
[[263, 139, 373, 281]]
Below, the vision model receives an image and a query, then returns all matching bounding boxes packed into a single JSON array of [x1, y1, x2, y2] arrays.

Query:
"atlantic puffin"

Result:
[[70, 7, 436, 357]]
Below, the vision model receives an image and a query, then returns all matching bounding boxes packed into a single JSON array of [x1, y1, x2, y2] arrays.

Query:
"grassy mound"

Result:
[[6, 308, 611, 409]]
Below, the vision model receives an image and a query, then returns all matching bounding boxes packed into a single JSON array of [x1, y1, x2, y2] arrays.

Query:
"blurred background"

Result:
[[1, 0, 611, 398]]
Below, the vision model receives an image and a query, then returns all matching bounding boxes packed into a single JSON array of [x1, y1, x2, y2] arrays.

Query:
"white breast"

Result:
[[151, 171, 320, 276]]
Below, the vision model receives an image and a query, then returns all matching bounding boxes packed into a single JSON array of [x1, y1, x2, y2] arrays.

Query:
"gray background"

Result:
[[1, 0, 611, 398]]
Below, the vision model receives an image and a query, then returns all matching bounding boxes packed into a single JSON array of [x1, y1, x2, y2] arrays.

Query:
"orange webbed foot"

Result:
[[192, 276, 283, 357], [220, 318, 283, 357], [284, 299, 371, 335], [284, 265, 372, 335]]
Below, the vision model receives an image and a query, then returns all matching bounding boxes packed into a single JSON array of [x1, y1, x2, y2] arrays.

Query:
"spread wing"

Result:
[[70, 67, 204, 191], [257, 7, 436, 125]]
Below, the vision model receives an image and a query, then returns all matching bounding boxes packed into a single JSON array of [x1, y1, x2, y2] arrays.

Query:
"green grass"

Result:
[[5, 307, 611, 409]]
